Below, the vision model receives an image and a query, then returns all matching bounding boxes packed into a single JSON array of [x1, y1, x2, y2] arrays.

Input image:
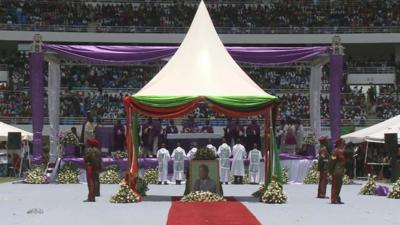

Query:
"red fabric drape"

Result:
[[124, 96, 278, 195], [207, 102, 271, 118], [124, 96, 203, 119]]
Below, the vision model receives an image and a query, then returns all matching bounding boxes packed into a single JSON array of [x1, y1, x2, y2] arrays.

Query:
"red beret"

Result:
[[87, 138, 99, 146], [335, 138, 345, 146], [318, 136, 327, 142]]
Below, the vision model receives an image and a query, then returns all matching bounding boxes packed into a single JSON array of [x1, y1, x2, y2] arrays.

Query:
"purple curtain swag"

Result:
[[30, 45, 342, 162]]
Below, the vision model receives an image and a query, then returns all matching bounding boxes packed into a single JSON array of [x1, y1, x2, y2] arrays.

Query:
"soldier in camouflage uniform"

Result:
[[328, 138, 346, 204], [317, 146, 329, 198]]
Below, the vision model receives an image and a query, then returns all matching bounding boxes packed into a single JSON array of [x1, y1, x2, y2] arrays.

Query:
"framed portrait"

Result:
[[189, 160, 221, 194]]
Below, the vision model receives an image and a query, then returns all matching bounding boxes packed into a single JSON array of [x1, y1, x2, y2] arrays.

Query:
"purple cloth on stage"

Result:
[[305, 144, 316, 158], [113, 124, 125, 151], [329, 54, 343, 143], [279, 153, 315, 160], [375, 185, 389, 196], [30, 53, 44, 164], [95, 127, 114, 151], [63, 144, 76, 157], [62, 153, 313, 175]]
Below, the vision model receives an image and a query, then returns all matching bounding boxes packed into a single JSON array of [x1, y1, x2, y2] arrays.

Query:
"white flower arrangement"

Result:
[[388, 178, 400, 199], [25, 165, 48, 184], [143, 168, 159, 184], [100, 166, 121, 184], [303, 162, 319, 184], [229, 174, 250, 184], [111, 150, 128, 160], [110, 181, 141, 203], [180, 191, 226, 202], [60, 131, 80, 146], [261, 178, 288, 204], [282, 168, 289, 184], [57, 164, 80, 184], [303, 133, 318, 145], [342, 174, 351, 185], [360, 174, 377, 195]]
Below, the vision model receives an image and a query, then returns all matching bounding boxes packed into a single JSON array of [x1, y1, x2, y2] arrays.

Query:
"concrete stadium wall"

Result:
[[1, 31, 400, 44]]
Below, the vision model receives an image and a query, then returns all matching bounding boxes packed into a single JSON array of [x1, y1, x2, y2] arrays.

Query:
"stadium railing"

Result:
[[1, 24, 400, 34], [347, 66, 395, 74], [0, 116, 386, 128]]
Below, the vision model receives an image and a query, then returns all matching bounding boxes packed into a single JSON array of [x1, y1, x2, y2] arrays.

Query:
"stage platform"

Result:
[[62, 153, 315, 183]]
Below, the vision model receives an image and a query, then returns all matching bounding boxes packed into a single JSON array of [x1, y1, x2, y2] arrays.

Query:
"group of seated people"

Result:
[[1, 1, 400, 30], [1, 52, 399, 125], [156, 138, 263, 187]]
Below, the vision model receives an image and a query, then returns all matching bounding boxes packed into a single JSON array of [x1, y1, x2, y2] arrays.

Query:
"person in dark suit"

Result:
[[194, 164, 217, 193]]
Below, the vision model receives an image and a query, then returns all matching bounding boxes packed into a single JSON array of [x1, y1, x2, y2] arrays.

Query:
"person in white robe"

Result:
[[156, 143, 170, 184], [231, 139, 247, 184], [248, 143, 262, 184], [171, 143, 186, 184], [217, 138, 231, 184], [186, 143, 198, 160], [84, 118, 96, 146], [206, 139, 217, 156]]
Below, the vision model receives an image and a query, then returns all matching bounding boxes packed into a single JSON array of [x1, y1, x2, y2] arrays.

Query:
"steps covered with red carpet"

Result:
[[167, 197, 261, 225]]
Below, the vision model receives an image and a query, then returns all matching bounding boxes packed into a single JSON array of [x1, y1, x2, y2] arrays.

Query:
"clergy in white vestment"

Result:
[[206, 139, 217, 156], [231, 139, 247, 184], [248, 143, 262, 184], [217, 138, 231, 184], [157, 143, 170, 184], [187, 143, 198, 160], [171, 143, 186, 184]]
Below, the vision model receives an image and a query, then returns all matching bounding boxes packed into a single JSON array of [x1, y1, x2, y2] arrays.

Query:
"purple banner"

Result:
[[329, 54, 343, 144], [30, 53, 44, 164], [43, 44, 330, 66]]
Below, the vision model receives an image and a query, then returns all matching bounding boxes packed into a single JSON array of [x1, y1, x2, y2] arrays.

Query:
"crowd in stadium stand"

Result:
[[1, 1, 400, 31], [1, 52, 399, 125]]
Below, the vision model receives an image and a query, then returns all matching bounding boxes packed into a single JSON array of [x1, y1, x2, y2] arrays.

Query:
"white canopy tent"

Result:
[[0, 121, 33, 142], [135, 1, 269, 97], [365, 127, 400, 144], [341, 115, 400, 144]]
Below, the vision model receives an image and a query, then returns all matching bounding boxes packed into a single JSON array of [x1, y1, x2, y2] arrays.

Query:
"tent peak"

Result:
[[134, 0, 272, 97]]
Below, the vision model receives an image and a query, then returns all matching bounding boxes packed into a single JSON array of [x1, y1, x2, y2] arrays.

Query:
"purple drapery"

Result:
[[31, 45, 339, 163], [43, 44, 330, 65], [329, 54, 343, 143], [30, 53, 44, 163]]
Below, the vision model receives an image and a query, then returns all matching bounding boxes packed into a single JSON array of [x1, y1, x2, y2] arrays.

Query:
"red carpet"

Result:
[[167, 197, 261, 225]]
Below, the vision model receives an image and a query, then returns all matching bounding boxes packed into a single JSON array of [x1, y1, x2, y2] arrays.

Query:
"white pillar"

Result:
[[48, 60, 61, 162], [309, 64, 323, 139]]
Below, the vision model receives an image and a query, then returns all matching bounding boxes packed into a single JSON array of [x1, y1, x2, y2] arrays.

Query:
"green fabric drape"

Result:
[[272, 132, 283, 183], [132, 96, 197, 108], [131, 95, 277, 110], [207, 96, 277, 110]]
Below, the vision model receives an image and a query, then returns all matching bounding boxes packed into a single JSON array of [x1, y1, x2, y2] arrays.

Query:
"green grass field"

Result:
[[0, 177, 20, 184]]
